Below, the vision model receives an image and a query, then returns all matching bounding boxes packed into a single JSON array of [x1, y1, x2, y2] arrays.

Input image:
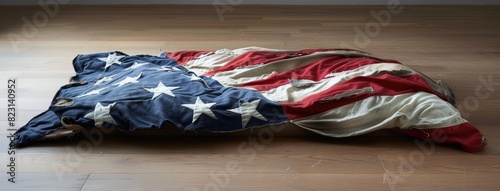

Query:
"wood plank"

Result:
[[81, 173, 499, 191], [81, 174, 387, 191], [4, 133, 497, 156], [0, 173, 88, 191], [0, 152, 385, 174], [378, 154, 500, 174]]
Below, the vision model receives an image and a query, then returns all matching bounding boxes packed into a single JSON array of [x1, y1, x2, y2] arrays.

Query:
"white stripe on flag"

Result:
[[259, 63, 415, 102], [209, 50, 374, 87], [183, 49, 235, 75], [183, 47, 287, 75], [292, 91, 467, 137]]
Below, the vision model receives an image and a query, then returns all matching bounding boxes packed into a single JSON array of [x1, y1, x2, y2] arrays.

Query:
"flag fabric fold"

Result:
[[14, 47, 486, 152]]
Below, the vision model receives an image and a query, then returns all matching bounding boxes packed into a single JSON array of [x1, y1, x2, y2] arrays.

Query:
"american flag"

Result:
[[15, 47, 486, 152]]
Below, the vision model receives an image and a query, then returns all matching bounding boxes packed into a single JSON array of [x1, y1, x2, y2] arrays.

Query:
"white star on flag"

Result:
[[76, 87, 106, 98], [114, 73, 141, 87], [95, 74, 117, 85], [98, 53, 125, 69], [84, 102, 118, 127], [228, 99, 267, 128], [125, 62, 148, 70], [189, 74, 202, 81], [182, 97, 217, 123], [144, 82, 179, 99], [186, 74, 210, 88]]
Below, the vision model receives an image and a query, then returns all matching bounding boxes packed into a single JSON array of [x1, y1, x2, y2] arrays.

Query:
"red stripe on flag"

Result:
[[240, 56, 399, 90], [282, 74, 448, 120], [166, 50, 212, 66], [204, 49, 341, 76], [391, 122, 486, 152], [204, 51, 293, 76]]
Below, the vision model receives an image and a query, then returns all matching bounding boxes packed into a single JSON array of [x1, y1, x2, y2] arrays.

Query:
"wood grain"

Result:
[[0, 4, 499, 190]]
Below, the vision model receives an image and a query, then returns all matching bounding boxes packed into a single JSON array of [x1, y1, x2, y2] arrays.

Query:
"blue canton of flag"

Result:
[[14, 51, 288, 146]]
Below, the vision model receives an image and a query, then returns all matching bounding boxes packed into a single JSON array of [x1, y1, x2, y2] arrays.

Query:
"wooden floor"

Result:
[[1, 5, 499, 190]]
